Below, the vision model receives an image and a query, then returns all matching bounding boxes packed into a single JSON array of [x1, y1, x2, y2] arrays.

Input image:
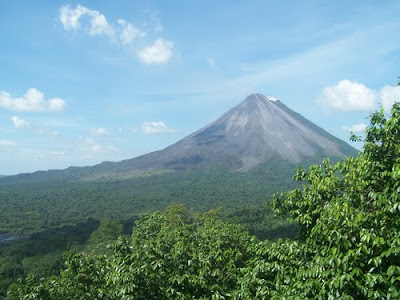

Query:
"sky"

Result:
[[0, 0, 399, 175]]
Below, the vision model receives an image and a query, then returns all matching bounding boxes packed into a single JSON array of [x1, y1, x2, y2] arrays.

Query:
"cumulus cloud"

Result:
[[80, 137, 117, 153], [343, 123, 367, 133], [380, 85, 400, 110], [91, 127, 109, 136], [59, 5, 86, 30], [138, 39, 173, 64], [11, 116, 30, 128], [59, 5, 173, 64], [0, 88, 66, 112], [142, 121, 174, 134], [59, 5, 115, 38], [317, 81, 400, 112], [0, 140, 16, 147], [317, 80, 376, 112], [118, 19, 145, 45], [59, 5, 147, 46]]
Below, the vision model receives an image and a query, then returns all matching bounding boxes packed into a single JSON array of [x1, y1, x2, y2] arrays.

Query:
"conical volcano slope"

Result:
[[121, 94, 357, 171]]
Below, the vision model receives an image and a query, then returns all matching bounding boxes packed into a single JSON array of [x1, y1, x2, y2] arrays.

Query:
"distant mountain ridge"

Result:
[[0, 94, 357, 183]]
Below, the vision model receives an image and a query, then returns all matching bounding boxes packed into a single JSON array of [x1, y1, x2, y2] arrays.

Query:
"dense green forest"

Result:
[[2, 102, 399, 298], [0, 158, 301, 234]]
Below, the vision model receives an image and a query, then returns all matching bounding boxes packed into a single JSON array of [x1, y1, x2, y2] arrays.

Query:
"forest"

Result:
[[0, 102, 398, 298]]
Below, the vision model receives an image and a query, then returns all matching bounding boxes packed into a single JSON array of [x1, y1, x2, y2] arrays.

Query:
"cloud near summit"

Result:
[[142, 121, 174, 134]]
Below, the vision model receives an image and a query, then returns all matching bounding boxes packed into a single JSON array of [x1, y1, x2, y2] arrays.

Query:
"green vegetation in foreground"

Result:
[[0, 204, 295, 297], [6, 103, 400, 298]]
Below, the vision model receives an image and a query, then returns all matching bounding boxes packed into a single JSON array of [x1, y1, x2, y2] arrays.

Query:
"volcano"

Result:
[[113, 93, 357, 173]]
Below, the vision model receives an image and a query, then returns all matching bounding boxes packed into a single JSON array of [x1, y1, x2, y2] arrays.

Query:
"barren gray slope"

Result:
[[118, 93, 357, 171]]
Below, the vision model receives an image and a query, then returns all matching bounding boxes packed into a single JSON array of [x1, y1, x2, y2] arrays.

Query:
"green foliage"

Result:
[[85, 219, 123, 255], [223, 204, 299, 240], [8, 205, 262, 299], [268, 103, 400, 298]]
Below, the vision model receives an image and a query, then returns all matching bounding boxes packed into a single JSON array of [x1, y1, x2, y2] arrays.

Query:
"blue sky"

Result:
[[0, 0, 399, 175]]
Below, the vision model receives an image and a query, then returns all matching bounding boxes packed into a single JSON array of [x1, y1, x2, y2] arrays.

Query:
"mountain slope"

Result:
[[97, 93, 357, 173]]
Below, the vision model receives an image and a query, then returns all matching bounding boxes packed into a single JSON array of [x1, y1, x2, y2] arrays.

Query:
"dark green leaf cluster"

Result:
[[270, 103, 400, 298]]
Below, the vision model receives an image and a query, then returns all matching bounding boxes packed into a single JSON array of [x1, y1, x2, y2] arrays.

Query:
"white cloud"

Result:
[[0, 88, 66, 112], [0, 140, 16, 147], [317, 81, 400, 113], [380, 85, 400, 110], [317, 80, 376, 112], [11, 116, 30, 128], [59, 4, 87, 30], [59, 5, 150, 46], [89, 11, 115, 38], [59, 5, 115, 39], [80, 137, 117, 153], [343, 123, 367, 133], [118, 19, 144, 45], [138, 39, 173, 64], [267, 96, 278, 101], [142, 121, 174, 134], [47, 98, 65, 111], [59, 5, 86, 30], [91, 127, 109, 136], [59, 5, 174, 65]]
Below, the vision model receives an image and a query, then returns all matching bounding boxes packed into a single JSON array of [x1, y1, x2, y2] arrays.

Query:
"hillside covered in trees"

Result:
[[6, 103, 400, 299]]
